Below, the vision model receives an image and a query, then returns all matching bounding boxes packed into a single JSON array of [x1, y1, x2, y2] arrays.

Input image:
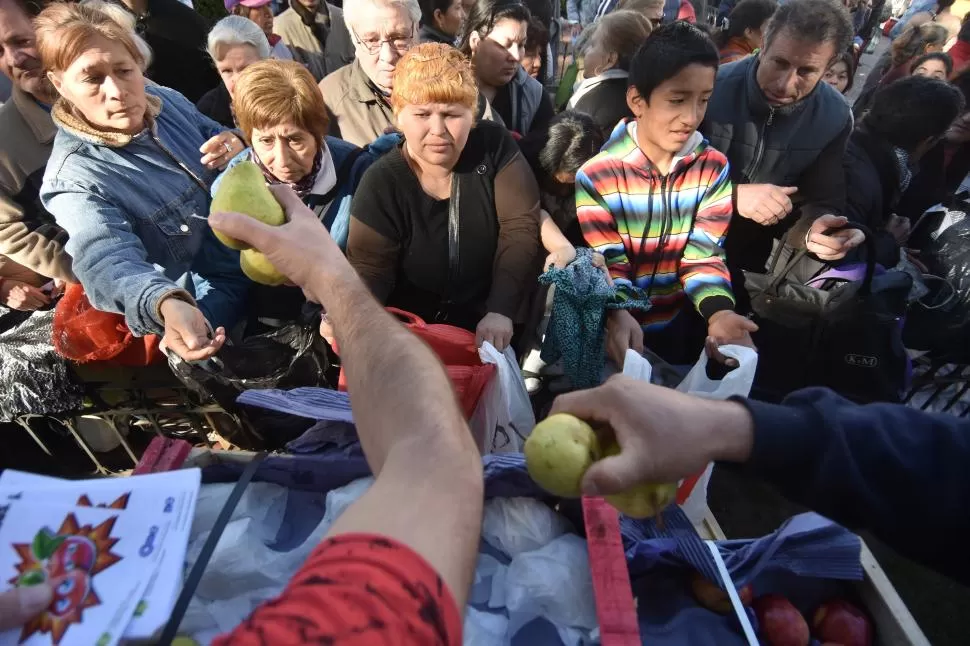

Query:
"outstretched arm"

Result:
[[209, 186, 483, 646]]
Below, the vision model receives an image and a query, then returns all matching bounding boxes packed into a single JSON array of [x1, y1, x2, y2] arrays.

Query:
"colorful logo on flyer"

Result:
[[9, 514, 122, 645]]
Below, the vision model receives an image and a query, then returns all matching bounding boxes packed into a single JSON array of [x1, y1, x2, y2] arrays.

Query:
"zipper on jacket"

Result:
[[149, 131, 210, 194], [643, 175, 670, 295], [743, 106, 774, 182]]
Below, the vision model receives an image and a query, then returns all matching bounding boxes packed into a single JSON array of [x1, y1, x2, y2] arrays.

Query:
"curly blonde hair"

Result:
[[390, 43, 478, 114]]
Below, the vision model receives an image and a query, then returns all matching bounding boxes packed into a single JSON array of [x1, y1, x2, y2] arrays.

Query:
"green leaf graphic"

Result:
[[18, 570, 46, 586]]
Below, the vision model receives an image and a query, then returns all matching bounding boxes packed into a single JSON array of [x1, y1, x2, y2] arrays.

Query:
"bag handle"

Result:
[[763, 222, 876, 294], [386, 307, 427, 328]]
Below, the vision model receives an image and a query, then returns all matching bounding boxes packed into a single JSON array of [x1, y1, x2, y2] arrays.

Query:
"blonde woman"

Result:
[[36, 3, 249, 362]]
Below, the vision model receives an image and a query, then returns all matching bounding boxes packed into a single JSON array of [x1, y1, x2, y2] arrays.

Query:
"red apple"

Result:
[[813, 599, 873, 646], [753, 594, 810, 646], [690, 571, 754, 614]]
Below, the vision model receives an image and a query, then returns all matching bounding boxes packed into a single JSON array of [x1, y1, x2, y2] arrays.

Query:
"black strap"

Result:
[[434, 173, 461, 322], [156, 451, 268, 645], [759, 222, 877, 295]]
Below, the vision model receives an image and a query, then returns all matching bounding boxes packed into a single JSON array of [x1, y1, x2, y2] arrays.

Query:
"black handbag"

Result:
[[742, 223, 913, 403]]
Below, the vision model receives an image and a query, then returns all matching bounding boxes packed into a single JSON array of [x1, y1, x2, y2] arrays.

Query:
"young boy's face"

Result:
[[627, 63, 716, 156]]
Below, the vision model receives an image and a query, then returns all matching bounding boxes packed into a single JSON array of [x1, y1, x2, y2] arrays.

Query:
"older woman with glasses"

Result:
[[319, 0, 421, 146]]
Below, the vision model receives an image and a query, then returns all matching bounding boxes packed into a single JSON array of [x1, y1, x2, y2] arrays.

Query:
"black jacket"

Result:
[[418, 24, 454, 44], [138, 0, 220, 103], [571, 76, 632, 137], [196, 83, 234, 130], [842, 127, 904, 268], [701, 56, 852, 273]]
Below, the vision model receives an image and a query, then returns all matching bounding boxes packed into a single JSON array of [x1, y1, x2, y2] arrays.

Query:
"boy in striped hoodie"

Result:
[[576, 22, 757, 366]]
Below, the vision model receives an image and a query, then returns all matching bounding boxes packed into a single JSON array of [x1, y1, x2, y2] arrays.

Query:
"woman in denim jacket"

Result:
[[36, 3, 250, 361]]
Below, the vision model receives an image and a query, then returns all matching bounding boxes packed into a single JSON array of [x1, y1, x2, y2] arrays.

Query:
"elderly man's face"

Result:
[[757, 29, 836, 106], [0, 0, 47, 99], [349, 3, 415, 92]]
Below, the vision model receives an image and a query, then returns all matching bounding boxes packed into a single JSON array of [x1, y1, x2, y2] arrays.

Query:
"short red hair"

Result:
[[391, 43, 478, 114]]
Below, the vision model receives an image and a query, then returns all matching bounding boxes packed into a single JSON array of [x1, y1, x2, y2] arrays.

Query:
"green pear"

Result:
[[601, 442, 678, 519], [240, 249, 286, 286], [210, 161, 285, 250], [524, 413, 601, 498]]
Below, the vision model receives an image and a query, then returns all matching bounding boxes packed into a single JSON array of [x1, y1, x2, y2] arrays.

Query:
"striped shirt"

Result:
[[576, 119, 736, 331]]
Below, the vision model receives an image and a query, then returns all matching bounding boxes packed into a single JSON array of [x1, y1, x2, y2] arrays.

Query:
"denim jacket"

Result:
[[41, 84, 248, 336]]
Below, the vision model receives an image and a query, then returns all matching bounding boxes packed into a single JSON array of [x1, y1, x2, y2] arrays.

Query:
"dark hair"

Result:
[[827, 50, 856, 92], [714, 0, 777, 49], [538, 111, 605, 177], [863, 76, 965, 150], [525, 16, 548, 53], [522, 0, 552, 25], [951, 66, 970, 102], [910, 51, 953, 75], [890, 23, 948, 66], [763, 0, 853, 58], [937, 0, 956, 12], [629, 21, 720, 103], [418, 0, 453, 26], [7, 0, 46, 17], [458, 0, 532, 54]]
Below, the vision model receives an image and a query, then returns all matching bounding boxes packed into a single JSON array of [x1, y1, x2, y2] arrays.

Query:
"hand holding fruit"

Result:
[[546, 376, 753, 495], [209, 182, 353, 291]]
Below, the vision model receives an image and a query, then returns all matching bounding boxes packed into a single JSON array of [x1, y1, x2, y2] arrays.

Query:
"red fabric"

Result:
[[52, 283, 162, 366], [337, 309, 495, 419], [677, 0, 696, 23], [948, 40, 970, 75], [213, 533, 463, 646]]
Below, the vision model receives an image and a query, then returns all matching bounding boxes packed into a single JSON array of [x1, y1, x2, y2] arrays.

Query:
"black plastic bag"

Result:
[[0, 306, 83, 422], [904, 203, 970, 363], [168, 324, 332, 449]]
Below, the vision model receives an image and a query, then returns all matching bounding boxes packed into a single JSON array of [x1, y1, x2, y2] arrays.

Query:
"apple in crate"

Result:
[[690, 571, 753, 614], [813, 600, 873, 646], [753, 594, 810, 646]]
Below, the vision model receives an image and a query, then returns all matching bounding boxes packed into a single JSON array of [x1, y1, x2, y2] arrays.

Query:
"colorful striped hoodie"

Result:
[[576, 119, 736, 332]]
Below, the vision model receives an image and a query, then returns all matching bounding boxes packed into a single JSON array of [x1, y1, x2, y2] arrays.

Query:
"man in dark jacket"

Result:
[[843, 76, 964, 268], [553, 376, 970, 585], [702, 0, 863, 278]]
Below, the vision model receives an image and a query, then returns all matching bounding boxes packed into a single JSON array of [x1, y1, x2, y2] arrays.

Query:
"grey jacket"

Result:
[[701, 55, 852, 272]]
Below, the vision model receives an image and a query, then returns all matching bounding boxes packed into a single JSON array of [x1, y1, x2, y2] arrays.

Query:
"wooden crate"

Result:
[[692, 509, 930, 646]]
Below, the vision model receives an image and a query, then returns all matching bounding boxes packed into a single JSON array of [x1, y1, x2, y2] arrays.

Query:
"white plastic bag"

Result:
[[621, 346, 757, 524], [504, 534, 598, 638], [464, 607, 510, 646], [675, 345, 758, 400], [469, 342, 536, 453], [481, 497, 573, 558]]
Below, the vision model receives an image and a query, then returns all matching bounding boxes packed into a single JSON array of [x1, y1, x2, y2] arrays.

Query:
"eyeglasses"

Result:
[[351, 26, 414, 55]]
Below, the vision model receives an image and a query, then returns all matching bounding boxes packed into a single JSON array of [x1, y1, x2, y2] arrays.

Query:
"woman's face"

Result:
[[217, 43, 262, 98], [252, 121, 320, 182], [823, 60, 850, 93], [49, 35, 147, 135], [913, 58, 949, 80], [471, 18, 528, 88], [247, 5, 275, 40], [744, 23, 766, 50], [582, 30, 615, 78], [397, 102, 473, 168], [521, 46, 542, 79], [435, 0, 465, 38]]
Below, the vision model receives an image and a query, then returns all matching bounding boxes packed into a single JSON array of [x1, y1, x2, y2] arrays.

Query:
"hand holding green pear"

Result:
[[210, 161, 287, 285]]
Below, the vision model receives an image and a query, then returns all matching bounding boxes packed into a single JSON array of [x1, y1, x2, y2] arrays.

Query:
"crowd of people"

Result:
[[2, 0, 970, 640]]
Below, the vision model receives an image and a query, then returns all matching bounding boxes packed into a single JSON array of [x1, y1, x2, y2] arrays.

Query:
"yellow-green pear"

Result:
[[524, 413, 601, 498], [240, 249, 286, 286], [601, 442, 678, 519], [210, 161, 285, 250]]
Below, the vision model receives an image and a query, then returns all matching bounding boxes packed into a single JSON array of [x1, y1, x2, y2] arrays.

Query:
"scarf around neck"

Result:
[[251, 147, 323, 199]]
